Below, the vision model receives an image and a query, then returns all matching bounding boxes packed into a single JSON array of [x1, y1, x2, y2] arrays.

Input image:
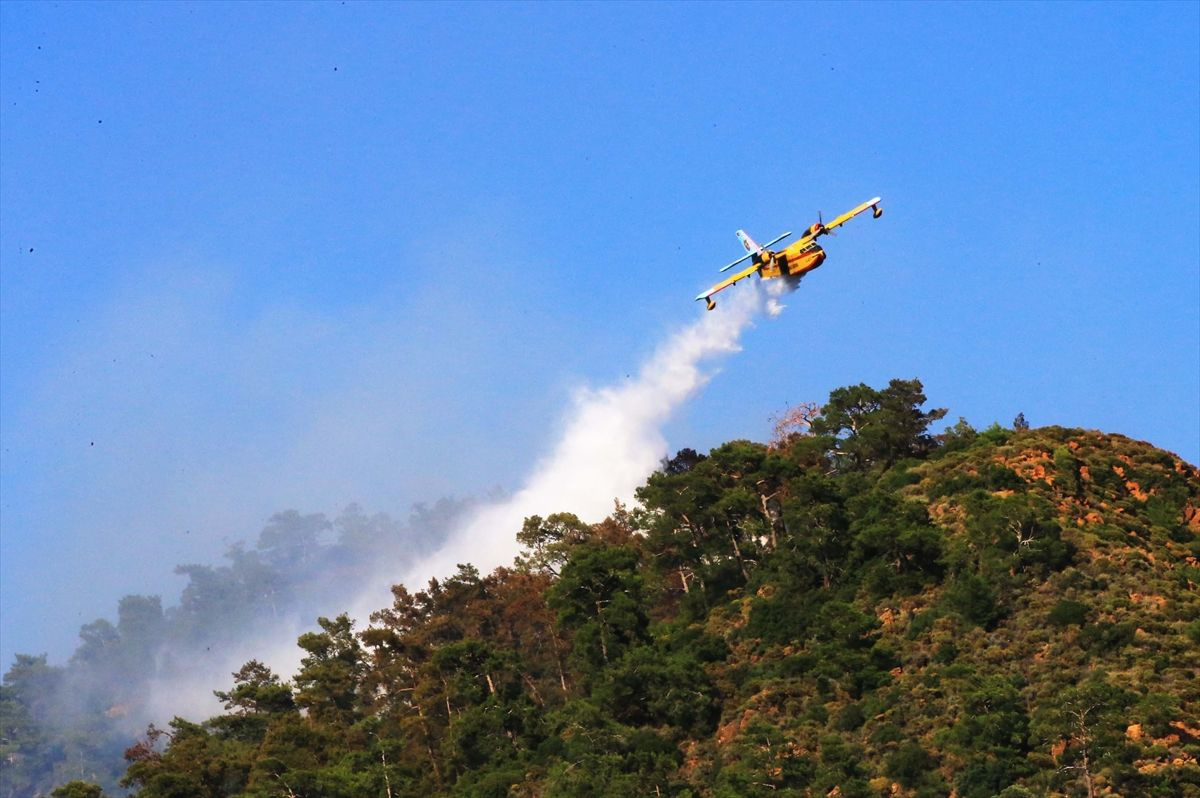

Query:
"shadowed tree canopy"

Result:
[[811, 378, 948, 469]]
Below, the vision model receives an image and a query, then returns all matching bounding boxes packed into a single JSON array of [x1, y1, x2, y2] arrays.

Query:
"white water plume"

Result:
[[388, 281, 779, 595], [151, 280, 781, 721]]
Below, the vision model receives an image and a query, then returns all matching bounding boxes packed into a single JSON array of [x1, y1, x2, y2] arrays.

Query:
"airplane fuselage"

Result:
[[755, 241, 826, 280]]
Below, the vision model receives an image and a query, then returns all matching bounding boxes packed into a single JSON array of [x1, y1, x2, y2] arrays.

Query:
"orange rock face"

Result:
[[1125, 480, 1150, 501], [1184, 501, 1200, 532], [1128, 592, 1168, 608]]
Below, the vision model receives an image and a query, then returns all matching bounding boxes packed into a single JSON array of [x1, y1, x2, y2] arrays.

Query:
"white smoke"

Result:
[[382, 281, 777, 598], [144, 626, 312, 724]]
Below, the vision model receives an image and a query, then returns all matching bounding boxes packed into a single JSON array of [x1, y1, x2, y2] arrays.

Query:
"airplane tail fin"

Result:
[[736, 229, 762, 255], [720, 229, 792, 273]]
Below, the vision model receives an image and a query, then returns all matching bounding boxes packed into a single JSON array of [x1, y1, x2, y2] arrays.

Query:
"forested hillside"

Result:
[[0, 502, 467, 797], [7, 380, 1199, 798]]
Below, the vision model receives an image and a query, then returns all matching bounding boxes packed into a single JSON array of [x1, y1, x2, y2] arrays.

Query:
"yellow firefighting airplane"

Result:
[[695, 196, 883, 310]]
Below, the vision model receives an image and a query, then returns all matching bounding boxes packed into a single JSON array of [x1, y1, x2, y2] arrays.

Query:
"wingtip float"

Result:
[[696, 197, 883, 311]]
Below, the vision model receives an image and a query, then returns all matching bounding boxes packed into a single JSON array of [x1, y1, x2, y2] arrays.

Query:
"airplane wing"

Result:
[[696, 261, 760, 307], [790, 197, 883, 246], [822, 196, 882, 233]]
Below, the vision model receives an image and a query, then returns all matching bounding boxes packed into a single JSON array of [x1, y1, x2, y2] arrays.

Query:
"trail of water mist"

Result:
[[382, 281, 780, 601], [146, 282, 777, 723]]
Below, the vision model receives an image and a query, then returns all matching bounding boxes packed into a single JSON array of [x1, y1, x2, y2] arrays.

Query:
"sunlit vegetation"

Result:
[[4, 379, 1198, 797]]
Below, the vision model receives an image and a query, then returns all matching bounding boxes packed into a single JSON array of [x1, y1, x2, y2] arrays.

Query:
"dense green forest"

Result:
[[4, 379, 1198, 797]]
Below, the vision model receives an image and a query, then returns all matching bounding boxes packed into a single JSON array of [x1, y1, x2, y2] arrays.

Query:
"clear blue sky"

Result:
[[2, 1, 1197, 666]]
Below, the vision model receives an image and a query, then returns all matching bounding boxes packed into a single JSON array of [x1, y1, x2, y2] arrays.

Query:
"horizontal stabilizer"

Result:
[[719, 230, 791, 272]]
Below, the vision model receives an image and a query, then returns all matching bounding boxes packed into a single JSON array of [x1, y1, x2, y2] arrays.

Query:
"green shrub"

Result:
[[945, 573, 1002, 628], [1047, 599, 1089, 627], [1078, 621, 1137, 653], [886, 742, 937, 788], [834, 702, 866, 731]]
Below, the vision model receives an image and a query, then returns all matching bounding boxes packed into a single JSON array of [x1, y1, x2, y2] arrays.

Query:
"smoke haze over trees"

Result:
[[0, 500, 467, 796]]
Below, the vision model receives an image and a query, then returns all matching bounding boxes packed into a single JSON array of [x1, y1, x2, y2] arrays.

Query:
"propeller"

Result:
[[816, 210, 834, 237]]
